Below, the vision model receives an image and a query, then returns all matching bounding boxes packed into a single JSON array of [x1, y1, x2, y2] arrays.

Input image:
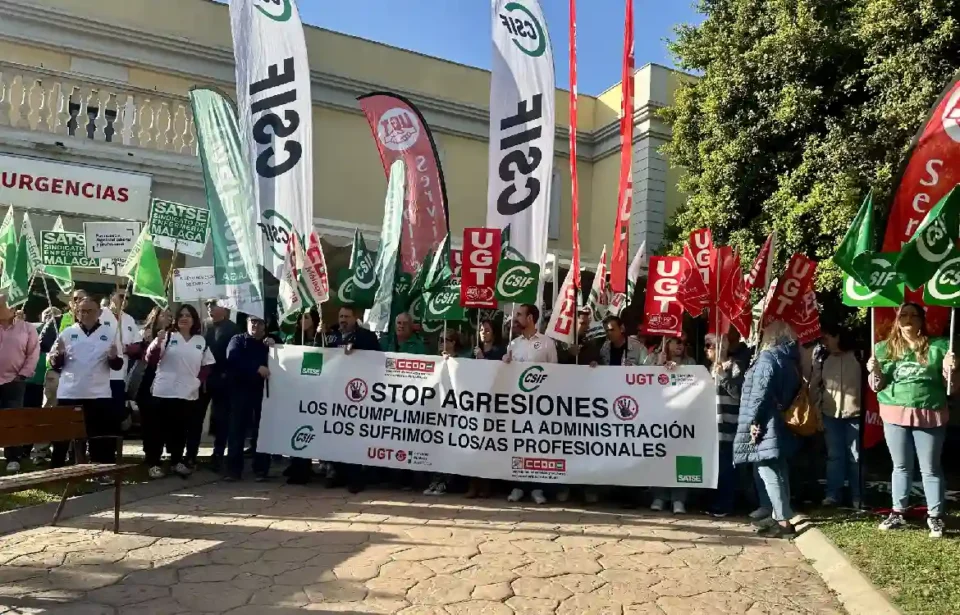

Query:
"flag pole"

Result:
[[163, 240, 180, 296], [949, 308, 955, 392]]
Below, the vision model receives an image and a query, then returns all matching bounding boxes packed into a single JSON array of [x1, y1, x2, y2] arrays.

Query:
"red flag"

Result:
[[708, 246, 735, 335], [762, 254, 817, 328], [609, 0, 635, 293], [719, 233, 775, 338], [357, 93, 449, 275], [460, 228, 501, 309], [569, 0, 581, 288], [787, 282, 821, 344], [687, 228, 714, 290], [642, 256, 684, 337], [679, 244, 710, 316]]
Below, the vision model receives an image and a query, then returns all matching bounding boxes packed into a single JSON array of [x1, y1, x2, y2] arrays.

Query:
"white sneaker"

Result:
[[433, 481, 447, 496], [555, 488, 570, 503], [821, 497, 839, 507], [173, 463, 191, 477], [672, 500, 686, 515], [148, 466, 165, 480], [507, 488, 524, 502], [650, 498, 665, 512], [531, 489, 547, 505], [928, 517, 945, 539], [5, 461, 20, 473], [423, 481, 439, 496], [749, 507, 771, 520]]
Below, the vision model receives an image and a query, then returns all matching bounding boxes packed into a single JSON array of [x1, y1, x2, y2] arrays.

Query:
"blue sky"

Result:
[[219, 1, 703, 95]]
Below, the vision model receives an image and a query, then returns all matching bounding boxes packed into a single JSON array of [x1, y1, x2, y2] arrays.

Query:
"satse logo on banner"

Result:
[[461, 228, 501, 308], [642, 257, 684, 336]]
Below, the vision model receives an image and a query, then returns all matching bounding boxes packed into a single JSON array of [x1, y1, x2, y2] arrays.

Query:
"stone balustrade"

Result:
[[0, 61, 197, 156]]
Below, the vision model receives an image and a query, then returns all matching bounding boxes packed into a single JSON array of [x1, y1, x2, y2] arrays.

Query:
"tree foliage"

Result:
[[662, 0, 960, 306]]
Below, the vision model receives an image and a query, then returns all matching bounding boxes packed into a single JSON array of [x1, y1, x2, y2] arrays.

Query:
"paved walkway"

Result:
[[0, 482, 844, 614]]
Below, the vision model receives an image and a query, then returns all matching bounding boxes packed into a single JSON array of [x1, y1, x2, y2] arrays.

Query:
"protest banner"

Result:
[[148, 199, 210, 257], [461, 227, 501, 309], [173, 266, 222, 303], [83, 221, 141, 259], [259, 346, 718, 488], [642, 256, 684, 337], [40, 231, 98, 268]]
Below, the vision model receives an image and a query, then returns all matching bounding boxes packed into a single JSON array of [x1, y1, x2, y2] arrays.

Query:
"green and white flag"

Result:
[[494, 259, 540, 304], [5, 235, 30, 308], [924, 253, 960, 306], [424, 233, 453, 291], [422, 281, 466, 322], [190, 87, 264, 317], [833, 193, 875, 285], [346, 229, 378, 308], [366, 160, 405, 333], [587, 246, 608, 323], [20, 213, 43, 279], [895, 187, 960, 290], [843, 253, 903, 307], [124, 229, 167, 308], [0, 205, 17, 290], [45, 216, 73, 294]]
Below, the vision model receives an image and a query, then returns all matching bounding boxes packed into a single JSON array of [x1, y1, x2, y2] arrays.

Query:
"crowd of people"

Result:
[[0, 288, 951, 539]]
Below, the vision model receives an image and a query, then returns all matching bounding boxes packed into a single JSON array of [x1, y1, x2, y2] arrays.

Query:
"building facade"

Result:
[[0, 0, 690, 315]]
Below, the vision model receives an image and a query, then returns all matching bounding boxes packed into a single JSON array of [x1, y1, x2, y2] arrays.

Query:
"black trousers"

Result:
[[52, 397, 120, 466], [0, 380, 27, 461], [140, 394, 166, 466], [151, 397, 199, 466]]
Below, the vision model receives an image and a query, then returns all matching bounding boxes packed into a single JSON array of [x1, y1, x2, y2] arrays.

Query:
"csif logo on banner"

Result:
[[927, 256, 960, 302], [259, 210, 293, 260], [291, 425, 315, 451], [256, 0, 293, 22], [518, 365, 548, 392], [377, 108, 421, 152], [495, 95, 546, 217], [498, 2, 547, 58]]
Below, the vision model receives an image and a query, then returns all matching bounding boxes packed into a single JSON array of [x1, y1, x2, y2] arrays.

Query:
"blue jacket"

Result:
[[733, 340, 801, 465], [226, 333, 270, 393]]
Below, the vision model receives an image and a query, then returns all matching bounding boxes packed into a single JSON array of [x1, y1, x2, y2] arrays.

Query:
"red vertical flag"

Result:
[[460, 228, 501, 309], [568, 0, 581, 287], [609, 0, 635, 293]]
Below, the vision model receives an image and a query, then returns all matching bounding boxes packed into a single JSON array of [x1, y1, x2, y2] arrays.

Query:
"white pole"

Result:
[[949, 308, 955, 392]]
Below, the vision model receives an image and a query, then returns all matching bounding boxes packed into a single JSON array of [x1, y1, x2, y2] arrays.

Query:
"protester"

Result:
[[734, 320, 802, 537], [44, 290, 88, 409], [145, 305, 214, 479], [200, 299, 239, 471], [559, 305, 601, 365], [0, 293, 40, 472], [423, 329, 473, 497], [135, 307, 172, 478], [474, 318, 506, 361], [99, 289, 142, 428], [504, 303, 557, 504], [49, 296, 124, 466], [224, 315, 273, 481], [329, 305, 381, 493], [23, 307, 60, 462], [647, 333, 696, 513], [810, 322, 862, 508], [594, 315, 647, 367], [381, 312, 428, 353], [704, 329, 751, 517], [868, 302, 954, 539], [286, 307, 326, 486]]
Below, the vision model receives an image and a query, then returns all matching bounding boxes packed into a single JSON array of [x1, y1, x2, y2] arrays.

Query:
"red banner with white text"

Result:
[[642, 256, 684, 337], [460, 228, 501, 309], [762, 254, 817, 328], [609, 0, 635, 293], [568, 0, 581, 288], [358, 92, 450, 275]]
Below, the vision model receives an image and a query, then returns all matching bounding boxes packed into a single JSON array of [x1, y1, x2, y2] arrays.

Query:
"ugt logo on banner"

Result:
[[642, 256, 684, 337], [461, 228, 501, 309], [763, 254, 817, 326]]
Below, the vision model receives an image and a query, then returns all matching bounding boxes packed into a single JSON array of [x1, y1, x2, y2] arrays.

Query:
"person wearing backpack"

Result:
[[868, 302, 955, 539], [810, 323, 863, 508], [733, 320, 802, 537], [145, 305, 215, 479]]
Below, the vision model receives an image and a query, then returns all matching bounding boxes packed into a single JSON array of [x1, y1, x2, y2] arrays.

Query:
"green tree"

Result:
[[662, 0, 960, 303]]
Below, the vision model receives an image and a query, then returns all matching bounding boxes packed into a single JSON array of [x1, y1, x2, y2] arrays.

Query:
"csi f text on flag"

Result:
[[895, 187, 960, 290], [229, 0, 314, 279], [487, 0, 555, 289]]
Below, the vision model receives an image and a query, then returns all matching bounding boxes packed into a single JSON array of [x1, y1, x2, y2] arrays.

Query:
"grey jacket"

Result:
[[599, 337, 648, 366], [733, 341, 801, 465]]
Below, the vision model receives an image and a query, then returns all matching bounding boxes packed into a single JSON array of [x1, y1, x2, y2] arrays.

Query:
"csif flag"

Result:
[[123, 228, 167, 308], [834, 193, 875, 285], [894, 187, 960, 291], [358, 92, 450, 274], [487, 0, 555, 296], [366, 160, 406, 333], [609, 0, 635, 293], [844, 253, 904, 307], [229, 0, 314, 280], [0, 205, 16, 291]]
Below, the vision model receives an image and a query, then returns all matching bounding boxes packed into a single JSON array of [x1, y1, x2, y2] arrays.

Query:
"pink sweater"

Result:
[[0, 320, 39, 385]]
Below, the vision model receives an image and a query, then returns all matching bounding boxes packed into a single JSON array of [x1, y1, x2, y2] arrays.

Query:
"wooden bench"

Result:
[[0, 407, 136, 533]]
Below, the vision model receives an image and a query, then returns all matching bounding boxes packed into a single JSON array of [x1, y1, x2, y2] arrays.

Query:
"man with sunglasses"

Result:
[[593, 315, 648, 367]]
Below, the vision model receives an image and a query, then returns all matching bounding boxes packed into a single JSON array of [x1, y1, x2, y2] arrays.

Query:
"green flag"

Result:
[[895, 187, 960, 290], [495, 259, 540, 304], [43, 217, 73, 294], [20, 213, 43, 280], [408, 247, 433, 301], [842, 253, 903, 307], [422, 281, 466, 322], [5, 236, 30, 308], [424, 233, 453, 291], [924, 253, 960, 306], [345, 229, 378, 308], [0, 205, 17, 291], [833, 193, 875, 285], [367, 160, 405, 333], [125, 230, 168, 308]]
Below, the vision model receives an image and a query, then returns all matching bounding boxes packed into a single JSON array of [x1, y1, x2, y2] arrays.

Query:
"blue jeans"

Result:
[[823, 414, 860, 503], [883, 421, 946, 517], [756, 457, 794, 522], [653, 488, 687, 503], [227, 389, 270, 478], [753, 464, 772, 511], [711, 441, 736, 514]]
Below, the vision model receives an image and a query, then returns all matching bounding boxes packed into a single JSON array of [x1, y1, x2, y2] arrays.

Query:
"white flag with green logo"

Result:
[[486, 0, 555, 299], [366, 160, 406, 333], [20, 213, 43, 279], [230, 0, 314, 280], [587, 246, 608, 323]]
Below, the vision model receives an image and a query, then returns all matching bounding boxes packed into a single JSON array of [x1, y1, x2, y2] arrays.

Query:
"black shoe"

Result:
[[209, 457, 222, 473], [244, 447, 255, 458], [347, 482, 365, 494], [287, 474, 309, 486], [222, 474, 239, 482], [254, 473, 269, 483]]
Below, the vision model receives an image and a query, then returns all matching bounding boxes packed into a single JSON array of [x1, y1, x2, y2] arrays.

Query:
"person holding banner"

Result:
[[49, 297, 124, 467], [734, 320, 802, 538], [380, 313, 428, 354], [867, 303, 954, 539], [594, 315, 647, 367], [646, 333, 696, 514], [504, 304, 557, 505], [145, 305, 214, 479], [474, 318, 506, 361], [224, 315, 273, 482], [201, 299, 239, 472], [286, 307, 326, 486], [0, 293, 40, 473]]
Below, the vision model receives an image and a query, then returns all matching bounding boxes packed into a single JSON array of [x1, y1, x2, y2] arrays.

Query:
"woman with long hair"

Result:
[[145, 304, 215, 478], [734, 320, 802, 537], [811, 322, 862, 508], [474, 318, 506, 361], [868, 303, 955, 538], [137, 306, 172, 479]]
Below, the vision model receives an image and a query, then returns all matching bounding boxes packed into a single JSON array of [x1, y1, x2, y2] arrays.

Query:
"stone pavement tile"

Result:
[[171, 580, 253, 611], [512, 553, 601, 577], [510, 538, 562, 553], [453, 565, 518, 585], [511, 576, 573, 601], [730, 568, 842, 613], [505, 595, 559, 614], [446, 599, 514, 615], [472, 581, 513, 601], [557, 592, 624, 615], [625, 603, 667, 615], [178, 563, 237, 583], [422, 557, 474, 574], [651, 567, 742, 598], [378, 560, 436, 581], [595, 538, 673, 557], [209, 548, 261, 565], [396, 606, 452, 615], [657, 591, 755, 614], [304, 580, 368, 603], [250, 584, 310, 606], [86, 583, 170, 606], [468, 553, 531, 570], [40, 603, 115, 615], [366, 574, 420, 596], [407, 575, 476, 605], [554, 572, 607, 594], [118, 596, 183, 615]]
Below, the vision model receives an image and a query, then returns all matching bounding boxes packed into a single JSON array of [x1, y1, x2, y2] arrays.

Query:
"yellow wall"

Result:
[[0, 41, 71, 71]]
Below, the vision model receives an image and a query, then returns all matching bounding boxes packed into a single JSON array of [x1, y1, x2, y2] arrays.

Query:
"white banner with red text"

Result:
[[259, 347, 718, 488]]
